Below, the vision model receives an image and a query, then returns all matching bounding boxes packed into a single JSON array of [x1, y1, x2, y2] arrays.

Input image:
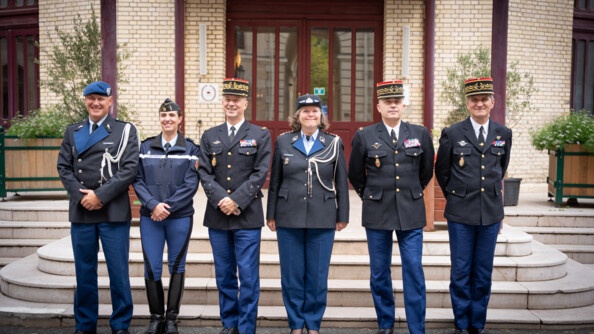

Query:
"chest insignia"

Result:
[[372, 142, 381, 149], [404, 138, 420, 148], [458, 140, 468, 147]]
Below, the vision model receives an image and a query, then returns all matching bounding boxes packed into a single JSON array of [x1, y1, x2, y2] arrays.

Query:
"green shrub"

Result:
[[6, 105, 70, 138], [530, 110, 594, 152]]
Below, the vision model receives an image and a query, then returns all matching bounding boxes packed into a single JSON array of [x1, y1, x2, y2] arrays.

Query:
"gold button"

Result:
[[78, 158, 82, 162], [369, 195, 372, 199], [228, 152, 232, 156], [481, 165, 485, 170], [481, 176, 485, 180], [414, 153, 417, 156], [498, 152, 501, 156], [396, 188, 400, 192], [481, 154, 485, 158], [246, 152, 250, 155], [80, 181, 84, 184], [227, 165, 231, 168], [396, 176, 400, 180], [226, 177, 231, 181], [227, 190, 231, 194], [481, 188, 485, 192], [452, 190, 456, 194], [395, 163, 399, 167], [78, 170, 83, 174], [395, 151, 399, 154]]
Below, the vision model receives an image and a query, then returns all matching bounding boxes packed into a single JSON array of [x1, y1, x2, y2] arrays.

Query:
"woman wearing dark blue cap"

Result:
[[133, 98, 200, 334], [266, 94, 349, 334]]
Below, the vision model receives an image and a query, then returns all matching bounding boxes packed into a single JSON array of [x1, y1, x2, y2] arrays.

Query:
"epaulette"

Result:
[[260, 126, 268, 130], [358, 127, 364, 131], [279, 131, 295, 136], [142, 135, 157, 142], [186, 137, 196, 144]]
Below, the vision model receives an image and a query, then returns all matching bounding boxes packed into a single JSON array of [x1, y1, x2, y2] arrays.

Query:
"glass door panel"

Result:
[[309, 28, 329, 116], [256, 26, 275, 121], [333, 28, 352, 122], [279, 27, 298, 122], [355, 28, 375, 122]]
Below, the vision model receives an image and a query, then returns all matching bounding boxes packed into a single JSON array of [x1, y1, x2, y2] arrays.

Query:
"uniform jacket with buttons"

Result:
[[198, 121, 271, 230], [133, 132, 200, 219], [435, 117, 512, 226], [266, 131, 349, 229], [57, 115, 139, 223], [348, 122, 434, 231]]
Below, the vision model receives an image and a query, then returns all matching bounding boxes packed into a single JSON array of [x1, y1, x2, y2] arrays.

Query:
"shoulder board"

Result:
[[260, 126, 267, 130], [325, 132, 338, 137], [358, 127, 364, 131], [279, 131, 295, 136], [142, 135, 157, 142], [186, 137, 196, 144]]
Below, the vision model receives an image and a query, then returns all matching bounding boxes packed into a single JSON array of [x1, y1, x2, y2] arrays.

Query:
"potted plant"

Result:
[[530, 110, 594, 205], [439, 46, 538, 207]]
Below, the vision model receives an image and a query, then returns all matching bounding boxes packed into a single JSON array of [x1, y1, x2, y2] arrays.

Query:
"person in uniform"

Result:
[[435, 77, 512, 334], [198, 78, 272, 334], [266, 94, 349, 334], [133, 98, 200, 334], [57, 81, 139, 334], [348, 80, 434, 334]]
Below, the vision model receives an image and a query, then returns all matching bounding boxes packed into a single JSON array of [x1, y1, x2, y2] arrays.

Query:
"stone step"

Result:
[[0, 238, 57, 258], [2, 288, 592, 331], [0, 221, 70, 239], [515, 226, 594, 245], [35, 233, 564, 282], [552, 244, 594, 264], [2, 254, 593, 311], [0, 200, 69, 222]]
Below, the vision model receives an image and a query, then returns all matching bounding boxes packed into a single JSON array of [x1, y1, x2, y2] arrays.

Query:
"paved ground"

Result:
[[1, 327, 594, 334]]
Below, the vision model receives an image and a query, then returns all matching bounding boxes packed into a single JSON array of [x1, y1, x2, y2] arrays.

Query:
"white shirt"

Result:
[[383, 122, 400, 141], [470, 118, 489, 140], [227, 119, 245, 137]]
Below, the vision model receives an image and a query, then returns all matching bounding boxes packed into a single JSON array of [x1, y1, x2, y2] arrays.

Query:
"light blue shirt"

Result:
[[301, 129, 319, 154], [89, 115, 108, 134]]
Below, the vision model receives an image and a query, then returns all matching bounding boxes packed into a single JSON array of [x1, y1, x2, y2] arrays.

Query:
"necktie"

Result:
[[391, 129, 397, 144], [478, 125, 485, 144], [229, 126, 236, 141], [91, 123, 98, 133], [305, 135, 311, 141], [164, 142, 171, 153]]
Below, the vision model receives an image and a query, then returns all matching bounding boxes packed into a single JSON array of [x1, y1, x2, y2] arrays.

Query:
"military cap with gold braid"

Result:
[[376, 80, 404, 99], [464, 77, 494, 97], [159, 98, 181, 112], [222, 78, 250, 97]]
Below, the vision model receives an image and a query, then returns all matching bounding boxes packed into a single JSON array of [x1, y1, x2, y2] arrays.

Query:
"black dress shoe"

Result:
[[74, 331, 96, 334], [470, 330, 485, 334], [454, 330, 469, 334], [112, 330, 129, 334], [376, 329, 394, 334], [219, 328, 239, 334]]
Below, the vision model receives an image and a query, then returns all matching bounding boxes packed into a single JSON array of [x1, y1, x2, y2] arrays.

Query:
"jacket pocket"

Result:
[[278, 187, 289, 200], [445, 183, 467, 198], [362, 187, 383, 201]]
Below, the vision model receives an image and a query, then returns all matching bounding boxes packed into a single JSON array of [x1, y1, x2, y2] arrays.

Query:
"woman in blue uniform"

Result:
[[266, 94, 349, 334], [133, 98, 200, 334]]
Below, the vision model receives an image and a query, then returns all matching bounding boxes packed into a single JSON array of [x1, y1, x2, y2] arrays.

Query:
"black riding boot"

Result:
[[164, 273, 185, 334], [144, 278, 165, 334]]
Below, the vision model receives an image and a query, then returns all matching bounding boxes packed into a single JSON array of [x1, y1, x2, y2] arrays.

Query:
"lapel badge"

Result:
[[496, 135, 501, 140], [458, 141, 468, 147], [106, 124, 111, 130], [211, 152, 217, 167], [372, 142, 381, 149], [77, 124, 84, 129], [375, 155, 381, 168], [284, 157, 289, 165], [320, 136, 326, 144], [291, 135, 299, 143]]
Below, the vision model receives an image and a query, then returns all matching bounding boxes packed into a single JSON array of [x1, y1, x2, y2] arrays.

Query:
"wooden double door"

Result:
[[226, 0, 384, 159]]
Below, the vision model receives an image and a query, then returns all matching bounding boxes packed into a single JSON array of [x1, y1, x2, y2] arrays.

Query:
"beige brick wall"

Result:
[[38, 0, 574, 182]]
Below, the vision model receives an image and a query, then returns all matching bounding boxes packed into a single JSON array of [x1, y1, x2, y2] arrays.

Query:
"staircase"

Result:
[[1, 189, 594, 330]]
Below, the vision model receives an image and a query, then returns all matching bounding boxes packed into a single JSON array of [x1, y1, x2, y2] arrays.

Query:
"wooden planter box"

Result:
[[547, 144, 594, 205], [0, 135, 64, 198]]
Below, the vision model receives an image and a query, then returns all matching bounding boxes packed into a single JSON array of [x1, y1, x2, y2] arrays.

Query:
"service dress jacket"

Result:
[[133, 132, 200, 219], [435, 117, 512, 226], [348, 122, 434, 231], [266, 131, 349, 229], [57, 115, 139, 223], [198, 121, 271, 230]]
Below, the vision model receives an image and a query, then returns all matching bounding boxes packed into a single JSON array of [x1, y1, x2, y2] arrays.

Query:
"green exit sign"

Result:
[[313, 87, 325, 95]]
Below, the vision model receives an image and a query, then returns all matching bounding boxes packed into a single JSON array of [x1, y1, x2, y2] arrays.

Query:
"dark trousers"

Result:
[[209, 227, 262, 334], [140, 215, 193, 279], [366, 227, 426, 334], [277, 227, 335, 331], [448, 221, 501, 331], [71, 221, 133, 332]]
